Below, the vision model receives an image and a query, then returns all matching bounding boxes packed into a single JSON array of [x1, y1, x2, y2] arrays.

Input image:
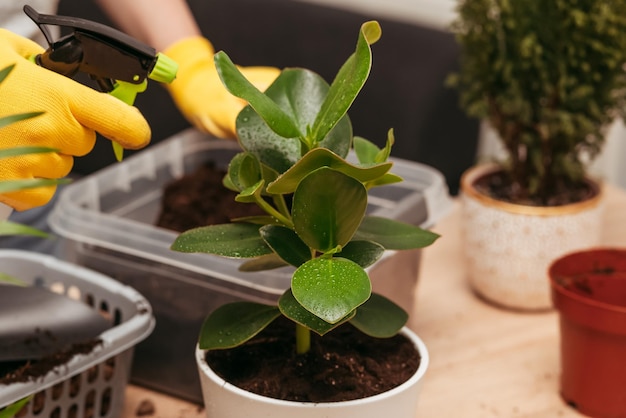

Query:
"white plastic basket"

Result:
[[0, 250, 154, 418]]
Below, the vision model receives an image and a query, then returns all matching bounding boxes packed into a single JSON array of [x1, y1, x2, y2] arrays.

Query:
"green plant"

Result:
[[171, 21, 439, 355], [447, 0, 626, 204]]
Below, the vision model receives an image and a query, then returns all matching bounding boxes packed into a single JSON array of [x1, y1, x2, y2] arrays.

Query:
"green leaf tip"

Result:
[[361, 21, 382, 45]]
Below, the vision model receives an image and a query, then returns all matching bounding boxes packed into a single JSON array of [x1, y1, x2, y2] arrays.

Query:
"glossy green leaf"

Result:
[[0, 221, 49, 237], [309, 21, 381, 144], [267, 148, 392, 195], [292, 168, 367, 252], [171, 223, 271, 258], [239, 253, 289, 271], [350, 293, 408, 338], [338, 240, 384, 268], [291, 257, 371, 323], [215, 51, 302, 139], [354, 216, 440, 250], [236, 68, 352, 173], [260, 225, 311, 267], [198, 302, 281, 350], [227, 152, 262, 191], [278, 288, 354, 335], [0, 178, 68, 194], [236, 105, 302, 174]]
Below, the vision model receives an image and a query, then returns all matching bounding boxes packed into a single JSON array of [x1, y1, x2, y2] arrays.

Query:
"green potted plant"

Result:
[[447, 0, 626, 310], [171, 21, 439, 416]]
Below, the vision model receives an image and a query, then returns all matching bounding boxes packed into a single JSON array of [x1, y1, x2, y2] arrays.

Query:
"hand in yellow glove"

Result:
[[164, 36, 280, 139], [0, 28, 151, 211]]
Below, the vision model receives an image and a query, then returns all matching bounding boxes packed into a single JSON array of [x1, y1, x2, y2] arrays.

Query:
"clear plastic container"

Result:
[[48, 128, 452, 402]]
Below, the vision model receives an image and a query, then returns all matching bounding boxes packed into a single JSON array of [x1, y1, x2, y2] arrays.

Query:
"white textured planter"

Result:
[[195, 327, 429, 418], [460, 164, 605, 310]]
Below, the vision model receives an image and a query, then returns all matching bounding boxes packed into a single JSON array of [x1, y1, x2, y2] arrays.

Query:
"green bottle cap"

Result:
[[149, 52, 178, 84]]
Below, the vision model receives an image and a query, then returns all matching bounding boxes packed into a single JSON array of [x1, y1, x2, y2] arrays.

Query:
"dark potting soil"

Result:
[[473, 170, 598, 207], [156, 162, 264, 232], [206, 316, 420, 403], [0, 339, 103, 384]]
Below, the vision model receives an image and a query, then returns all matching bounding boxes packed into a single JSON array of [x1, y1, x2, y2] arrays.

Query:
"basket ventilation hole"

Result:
[[50, 282, 65, 295], [87, 365, 99, 383], [86, 293, 95, 308], [114, 308, 122, 326], [51, 382, 63, 401], [32, 391, 45, 415], [67, 404, 78, 418], [69, 375, 81, 398], [99, 387, 112, 417], [84, 390, 96, 418], [104, 357, 116, 381], [49, 406, 60, 418], [67, 285, 81, 301], [99, 301, 111, 321]]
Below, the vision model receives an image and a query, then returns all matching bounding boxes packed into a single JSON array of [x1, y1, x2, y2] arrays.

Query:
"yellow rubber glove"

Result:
[[0, 29, 151, 211], [164, 36, 280, 139]]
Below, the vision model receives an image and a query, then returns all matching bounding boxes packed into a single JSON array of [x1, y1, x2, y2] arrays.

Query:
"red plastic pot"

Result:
[[549, 248, 626, 418]]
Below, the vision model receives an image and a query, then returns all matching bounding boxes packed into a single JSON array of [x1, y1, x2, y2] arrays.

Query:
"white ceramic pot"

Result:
[[460, 164, 605, 310], [195, 327, 429, 418]]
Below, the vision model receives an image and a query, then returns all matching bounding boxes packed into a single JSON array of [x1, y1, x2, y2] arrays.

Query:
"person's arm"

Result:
[[96, 0, 280, 139], [94, 0, 200, 51]]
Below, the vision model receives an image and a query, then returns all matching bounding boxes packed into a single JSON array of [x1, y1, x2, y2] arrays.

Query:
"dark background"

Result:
[[57, 0, 479, 194]]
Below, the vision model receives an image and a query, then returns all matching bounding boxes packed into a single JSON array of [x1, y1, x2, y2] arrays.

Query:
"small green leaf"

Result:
[[198, 302, 281, 350], [292, 168, 367, 252], [354, 216, 440, 250], [338, 240, 384, 268], [260, 225, 311, 267], [353, 136, 381, 164], [0, 178, 69, 194], [215, 51, 302, 139], [171, 223, 272, 258], [0, 221, 49, 237], [267, 147, 392, 195], [227, 152, 262, 191], [278, 289, 354, 335], [0, 146, 59, 159], [234, 179, 264, 203], [350, 293, 408, 338], [0, 112, 44, 129], [0, 396, 31, 418], [291, 257, 371, 323], [365, 172, 403, 189], [0, 274, 27, 286], [0, 64, 15, 84]]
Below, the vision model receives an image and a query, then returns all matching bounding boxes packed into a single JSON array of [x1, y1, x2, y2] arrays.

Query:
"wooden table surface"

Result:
[[121, 184, 626, 418]]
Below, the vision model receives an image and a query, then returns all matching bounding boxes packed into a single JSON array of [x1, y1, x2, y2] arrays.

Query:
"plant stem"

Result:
[[295, 322, 311, 354], [255, 196, 293, 229]]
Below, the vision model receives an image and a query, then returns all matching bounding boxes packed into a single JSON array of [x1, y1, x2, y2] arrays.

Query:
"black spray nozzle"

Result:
[[24, 5, 160, 89]]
